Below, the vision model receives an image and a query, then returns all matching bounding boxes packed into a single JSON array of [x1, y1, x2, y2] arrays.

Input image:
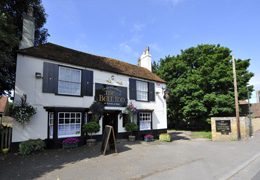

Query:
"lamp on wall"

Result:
[[35, 72, 42, 79], [162, 87, 170, 100]]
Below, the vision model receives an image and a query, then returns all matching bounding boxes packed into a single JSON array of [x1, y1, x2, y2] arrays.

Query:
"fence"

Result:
[[0, 126, 12, 151]]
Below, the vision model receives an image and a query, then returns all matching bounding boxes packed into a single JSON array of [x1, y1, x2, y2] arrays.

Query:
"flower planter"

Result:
[[144, 137, 154, 142], [144, 134, 154, 142], [62, 143, 78, 149]]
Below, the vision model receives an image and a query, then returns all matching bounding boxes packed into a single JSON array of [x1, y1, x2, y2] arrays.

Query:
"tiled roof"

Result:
[[0, 96, 8, 113], [18, 43, 165, 83]]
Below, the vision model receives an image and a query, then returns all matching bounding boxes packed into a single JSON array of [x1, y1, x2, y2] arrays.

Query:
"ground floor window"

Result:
[[139, 112, 152, 131], [58, 112, 81, 138]]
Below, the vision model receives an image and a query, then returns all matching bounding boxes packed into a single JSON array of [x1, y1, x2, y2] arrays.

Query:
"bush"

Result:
[[159, 133, 172, 142], [82, 121, 100, 138], [125, 122, 138, 135], [19, 139, 45, 155]]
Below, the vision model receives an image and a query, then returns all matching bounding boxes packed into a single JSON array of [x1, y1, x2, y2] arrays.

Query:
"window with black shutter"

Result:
[[43, 62, 58, 93], [129, 78, 155, 102], [42, 62, 93, 97]]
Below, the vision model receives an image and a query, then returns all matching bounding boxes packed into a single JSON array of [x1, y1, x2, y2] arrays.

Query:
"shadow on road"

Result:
[[0, 140, 140, 179], [168, 131, 191, 141]]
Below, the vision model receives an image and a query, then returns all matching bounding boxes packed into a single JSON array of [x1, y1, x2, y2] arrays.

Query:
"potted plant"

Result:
[[83, 121, 100, 146], [62, 137, 80, 149], [125, 122, 138, 141], [144, 134, 154, 142]]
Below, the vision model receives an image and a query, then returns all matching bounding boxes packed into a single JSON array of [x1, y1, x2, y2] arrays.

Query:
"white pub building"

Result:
[[13, 8, 167, 148]]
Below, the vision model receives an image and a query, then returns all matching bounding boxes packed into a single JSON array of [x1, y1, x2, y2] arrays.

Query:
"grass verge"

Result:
[[191, 131, 212, 139]]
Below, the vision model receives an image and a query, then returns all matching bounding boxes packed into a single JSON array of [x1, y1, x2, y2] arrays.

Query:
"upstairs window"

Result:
[[58, 66, 81, 96], [136, 81, 148, 101]]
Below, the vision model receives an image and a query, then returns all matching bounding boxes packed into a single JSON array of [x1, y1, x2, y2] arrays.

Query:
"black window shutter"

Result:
[[129, 78, 136, 100], [82, 70, 93, 96], [148, 82, 155, 101], [42, 62, 58, 93]]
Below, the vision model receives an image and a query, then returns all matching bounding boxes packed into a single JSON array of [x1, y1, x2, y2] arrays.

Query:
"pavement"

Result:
[[1, 131, 260, 180]]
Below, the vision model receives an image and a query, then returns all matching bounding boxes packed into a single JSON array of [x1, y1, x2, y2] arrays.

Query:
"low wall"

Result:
[[211, 117, 249, 141], [252, 118, 260, 132]]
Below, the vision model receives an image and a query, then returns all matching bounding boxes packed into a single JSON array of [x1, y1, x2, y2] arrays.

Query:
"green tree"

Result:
[[156, 44, 254, 130], [0, 0, 48, 95]]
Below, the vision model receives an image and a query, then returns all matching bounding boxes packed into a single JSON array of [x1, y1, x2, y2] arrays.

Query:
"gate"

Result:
[[0, 126, 12, 151]]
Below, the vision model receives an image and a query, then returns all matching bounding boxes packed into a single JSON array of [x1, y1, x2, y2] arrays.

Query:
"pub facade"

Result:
[[12, 9, 167, 147]]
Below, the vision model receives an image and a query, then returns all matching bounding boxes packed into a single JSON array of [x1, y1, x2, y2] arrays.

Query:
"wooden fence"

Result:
[[0, 127, 12, 151]]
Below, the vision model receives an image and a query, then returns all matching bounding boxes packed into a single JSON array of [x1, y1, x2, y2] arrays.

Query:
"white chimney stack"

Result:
[[138, 47, 152, 71], [19, 6, 35, 49]]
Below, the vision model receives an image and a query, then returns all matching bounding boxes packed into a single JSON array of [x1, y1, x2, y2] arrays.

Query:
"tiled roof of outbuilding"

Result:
[[0, 96, 8, 113], [18, 43, 165, 83]]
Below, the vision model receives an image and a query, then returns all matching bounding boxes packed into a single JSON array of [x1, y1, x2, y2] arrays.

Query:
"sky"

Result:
[[42, 0, 260, 102]]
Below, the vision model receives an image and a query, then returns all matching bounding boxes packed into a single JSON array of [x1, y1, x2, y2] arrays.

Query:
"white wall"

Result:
[[13, 54, 167, 142]]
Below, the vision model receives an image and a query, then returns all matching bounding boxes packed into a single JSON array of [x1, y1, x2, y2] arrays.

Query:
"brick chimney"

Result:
[[19, 6, 35, 49], [138, 47, 152, 71]]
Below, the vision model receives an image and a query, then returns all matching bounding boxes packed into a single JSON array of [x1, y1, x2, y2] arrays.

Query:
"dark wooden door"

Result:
[[103, 112, 118, 135]]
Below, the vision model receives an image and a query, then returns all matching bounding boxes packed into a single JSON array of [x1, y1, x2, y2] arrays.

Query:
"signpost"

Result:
[[101, 125, 117, 155]]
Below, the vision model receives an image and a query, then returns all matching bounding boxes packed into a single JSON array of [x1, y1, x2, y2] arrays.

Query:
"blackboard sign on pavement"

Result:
[[101, 125, 117, 155]]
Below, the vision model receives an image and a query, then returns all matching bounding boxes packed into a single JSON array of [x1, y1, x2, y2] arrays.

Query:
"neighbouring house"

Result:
[[13, 8, 167, 148]]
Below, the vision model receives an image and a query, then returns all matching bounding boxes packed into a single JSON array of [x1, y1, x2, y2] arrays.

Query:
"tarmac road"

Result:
[[1, 131, 260, 180]]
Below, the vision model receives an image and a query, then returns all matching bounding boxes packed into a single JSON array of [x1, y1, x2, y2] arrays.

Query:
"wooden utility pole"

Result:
[[232, 56, 241, 140]]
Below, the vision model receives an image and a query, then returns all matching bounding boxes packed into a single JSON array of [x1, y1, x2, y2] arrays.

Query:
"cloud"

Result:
[[119, 42, 138, 57], [149, 43, 162, 53], [161, 0, 185, 7], [132, 23, 146, 33]]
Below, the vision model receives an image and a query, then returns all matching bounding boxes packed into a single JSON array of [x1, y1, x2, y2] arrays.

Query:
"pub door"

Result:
[[103, 111, 119, 136]]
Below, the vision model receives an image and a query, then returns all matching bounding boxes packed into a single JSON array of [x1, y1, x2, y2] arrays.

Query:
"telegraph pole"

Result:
[[232, 56, 241, 140]]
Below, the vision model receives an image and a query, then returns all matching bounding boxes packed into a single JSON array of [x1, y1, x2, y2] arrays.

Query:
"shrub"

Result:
[[19, 139, 45, 155], [125, 122, 138, 135], [159, 133, 172, 142], [82, 121, 100, 138]]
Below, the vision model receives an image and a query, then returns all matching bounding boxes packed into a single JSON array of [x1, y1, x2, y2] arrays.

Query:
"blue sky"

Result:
[[42, 0, 260, 102]]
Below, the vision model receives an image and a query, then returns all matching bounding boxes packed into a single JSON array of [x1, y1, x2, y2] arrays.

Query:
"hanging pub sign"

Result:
[[95, 83, 127, 107]]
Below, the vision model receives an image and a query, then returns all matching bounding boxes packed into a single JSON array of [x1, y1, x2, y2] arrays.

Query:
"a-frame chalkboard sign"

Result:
[[101, 125, 117, 155]]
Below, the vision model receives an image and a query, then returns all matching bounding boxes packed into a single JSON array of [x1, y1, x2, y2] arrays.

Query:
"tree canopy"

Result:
[[0, 0, 48, 96], [154, 44, 254, 130]]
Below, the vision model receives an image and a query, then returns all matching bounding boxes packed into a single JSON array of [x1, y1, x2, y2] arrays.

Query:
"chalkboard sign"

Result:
[[216, 120, 231, 134], [101, 125, 117, 155]]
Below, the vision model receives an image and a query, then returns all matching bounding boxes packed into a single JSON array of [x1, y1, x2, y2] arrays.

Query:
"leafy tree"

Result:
[[156, 44, 254, 130], [0, 0, 48, 95]]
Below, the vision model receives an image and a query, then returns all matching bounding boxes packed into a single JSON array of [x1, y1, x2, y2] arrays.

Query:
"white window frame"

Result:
[[58, 66, 82, 96], [136, 80, 148, 101], [49, 112, 54, 139], [58, 112, 82, 138], [139, 112, 152, 131]]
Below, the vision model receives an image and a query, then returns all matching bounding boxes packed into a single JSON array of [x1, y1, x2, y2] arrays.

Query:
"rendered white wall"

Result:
[[13, 54, 167, 142]]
